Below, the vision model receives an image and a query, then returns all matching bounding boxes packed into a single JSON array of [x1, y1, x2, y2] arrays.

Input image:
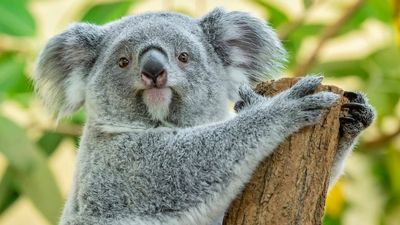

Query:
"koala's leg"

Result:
[[329, 91, 375, 187], [106, 76, 338, 224]]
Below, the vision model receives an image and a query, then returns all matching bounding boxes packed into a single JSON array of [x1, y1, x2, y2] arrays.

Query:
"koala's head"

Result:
[[34, 8, 285, 127]]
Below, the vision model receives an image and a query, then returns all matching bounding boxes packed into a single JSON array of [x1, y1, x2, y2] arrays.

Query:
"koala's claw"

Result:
[[339, 92, 375, 138], [339, 116, 356, 124], [342, 102, 364, 110], [339, 117, 364, 137], [342, 103, 374, 127], [343, 91, 366, 104]]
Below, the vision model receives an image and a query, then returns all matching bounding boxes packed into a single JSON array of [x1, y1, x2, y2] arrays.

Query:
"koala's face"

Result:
[[86, 14, 226, 125], [35, 9, 285, 127]]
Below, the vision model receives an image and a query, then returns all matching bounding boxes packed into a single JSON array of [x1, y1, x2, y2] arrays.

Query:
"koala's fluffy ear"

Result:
[[199, 8, 286, 99], [34, 23, 105, 119]]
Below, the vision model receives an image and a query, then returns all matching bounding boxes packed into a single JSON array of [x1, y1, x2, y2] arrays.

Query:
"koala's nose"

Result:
[[140, 49, 168, 87]]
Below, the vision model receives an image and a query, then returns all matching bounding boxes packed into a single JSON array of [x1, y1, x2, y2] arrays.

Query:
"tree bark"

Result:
[[223, 78, 347, 225]]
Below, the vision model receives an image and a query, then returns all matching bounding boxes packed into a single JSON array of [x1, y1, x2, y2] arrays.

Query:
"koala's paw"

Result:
[[236, 76, 339, 132], [339, 91, 375, 139], [278, 76, 339, 129], [234, 76, 331, 112]]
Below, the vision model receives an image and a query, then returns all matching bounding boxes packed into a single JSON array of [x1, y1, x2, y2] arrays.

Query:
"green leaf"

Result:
[[0, 132, 63, 214], [0, 54, 26, 93], [0, 116, 63, 224], [323, 214, 341, 225], [365, 0, 392, 23], [37, 131, 64, 156], [251, 0, 289, 27], [287, 24, 325, 41], [303, 0, 313, 9], [81, 0, 137, 25], [0, 0, 35, 36], [0, 54, 32, 105], [7, 72, 33, 95], [0, 168, 19, 214], [70, 109, 86, 125]]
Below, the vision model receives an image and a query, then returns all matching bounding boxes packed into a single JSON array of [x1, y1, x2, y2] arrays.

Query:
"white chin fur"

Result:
[[142, 88, 172, 120]]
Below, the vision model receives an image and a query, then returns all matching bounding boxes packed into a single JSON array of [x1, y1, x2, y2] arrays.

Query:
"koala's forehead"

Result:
[[105, 12, 204, 47]]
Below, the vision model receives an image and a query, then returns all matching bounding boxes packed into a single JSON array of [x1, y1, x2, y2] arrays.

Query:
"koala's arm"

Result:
[[94, 77, 337, 224], [329, 91, 375, 187]]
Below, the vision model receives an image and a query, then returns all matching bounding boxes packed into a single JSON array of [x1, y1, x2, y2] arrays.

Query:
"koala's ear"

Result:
[[34, 23, 105, 119], [199, 8, 286, 96]]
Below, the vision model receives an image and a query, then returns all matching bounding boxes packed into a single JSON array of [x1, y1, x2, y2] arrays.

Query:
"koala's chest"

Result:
[[77, 141, 206, 215]]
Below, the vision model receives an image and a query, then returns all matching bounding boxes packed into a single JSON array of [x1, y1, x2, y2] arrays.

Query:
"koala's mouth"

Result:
[[143, 87, 172, 104], [142, 87, 172, 120]]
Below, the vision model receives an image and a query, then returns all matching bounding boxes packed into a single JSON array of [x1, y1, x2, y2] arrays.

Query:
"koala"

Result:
[[34, 8, 375, 225]]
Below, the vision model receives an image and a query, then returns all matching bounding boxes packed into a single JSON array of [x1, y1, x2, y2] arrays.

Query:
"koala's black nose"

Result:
[[140, 49, 168, 87]]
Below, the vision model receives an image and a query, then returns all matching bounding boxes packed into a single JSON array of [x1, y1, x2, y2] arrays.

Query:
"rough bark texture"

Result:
[[223, 77, 347, 225]]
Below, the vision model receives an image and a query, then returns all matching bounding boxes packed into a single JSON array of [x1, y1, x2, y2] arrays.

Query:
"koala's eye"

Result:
[[118, 57, 130, 68], [178, 52, 189, 63]]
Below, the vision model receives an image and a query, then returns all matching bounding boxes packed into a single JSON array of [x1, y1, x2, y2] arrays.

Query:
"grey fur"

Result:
[[329, 92, 375, 186], [199, 8, 286, 99], [35, 23, 105, 118], [33, 8, 373, 225]]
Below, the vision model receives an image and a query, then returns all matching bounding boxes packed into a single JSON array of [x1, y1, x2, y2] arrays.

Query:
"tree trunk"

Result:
[[223, 78, 347, 225]]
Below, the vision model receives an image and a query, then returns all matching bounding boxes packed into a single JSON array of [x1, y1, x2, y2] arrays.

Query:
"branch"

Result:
[[292, 0, 365, 77], [0, 37, 33, 53], [45, 124, 82, 137], [223, 78, 347, 225]]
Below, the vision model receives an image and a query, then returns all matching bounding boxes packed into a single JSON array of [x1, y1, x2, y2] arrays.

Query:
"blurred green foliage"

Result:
[[0, 0, 35, 36], [81, 0, 139, 24], [0, 0, 399, 225]]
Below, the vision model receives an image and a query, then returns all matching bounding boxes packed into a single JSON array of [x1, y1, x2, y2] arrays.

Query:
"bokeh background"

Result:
[[0, 0, 399, 224]]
